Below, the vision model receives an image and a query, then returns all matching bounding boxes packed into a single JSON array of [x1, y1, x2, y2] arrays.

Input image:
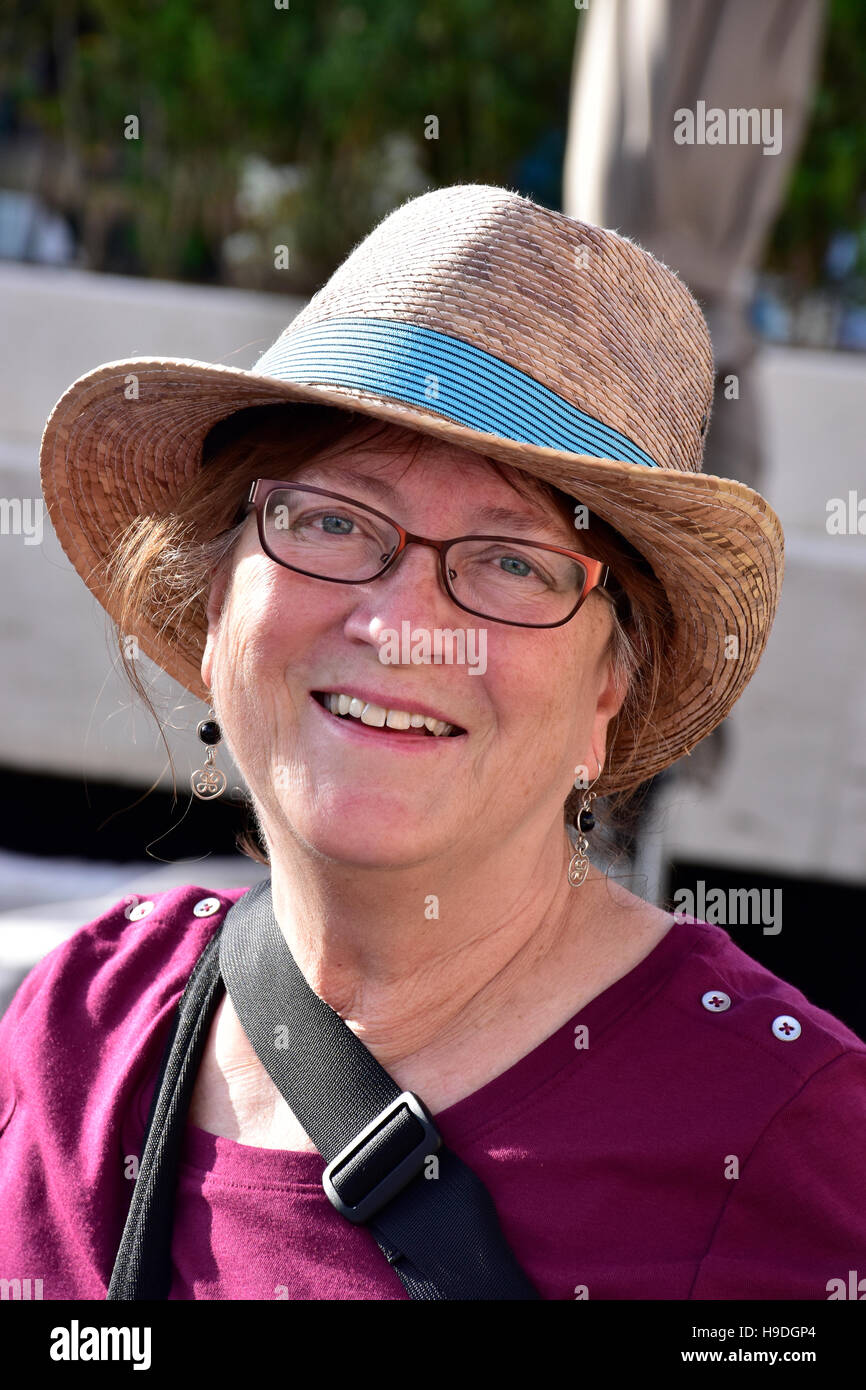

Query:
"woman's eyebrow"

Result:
[[290, 462, 557, 535]]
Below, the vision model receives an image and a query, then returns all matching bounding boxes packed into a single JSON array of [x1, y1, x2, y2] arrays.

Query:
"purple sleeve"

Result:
[[690, 1051, 866, 1300], [0, 954, 52, 1128], [0, 887, 233, 1300]]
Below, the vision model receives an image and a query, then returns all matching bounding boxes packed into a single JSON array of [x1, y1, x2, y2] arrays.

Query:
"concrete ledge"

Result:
[[0, 260, 302, 444], [662, 542, 866, 883]]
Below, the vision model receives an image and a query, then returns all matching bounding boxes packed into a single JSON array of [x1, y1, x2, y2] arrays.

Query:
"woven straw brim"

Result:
[[40, 357, 784, 797]]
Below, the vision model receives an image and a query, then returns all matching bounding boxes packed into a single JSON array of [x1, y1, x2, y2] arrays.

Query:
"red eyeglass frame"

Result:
[[243, 479, 613, 629]]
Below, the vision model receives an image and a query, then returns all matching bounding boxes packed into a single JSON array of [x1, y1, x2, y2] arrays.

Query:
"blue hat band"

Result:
[[253, 316, 660, 470]]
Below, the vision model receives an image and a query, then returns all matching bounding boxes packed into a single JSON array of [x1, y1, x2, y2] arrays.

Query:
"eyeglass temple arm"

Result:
[[597, 565, 628, 615], [233, 489, 257, 525]]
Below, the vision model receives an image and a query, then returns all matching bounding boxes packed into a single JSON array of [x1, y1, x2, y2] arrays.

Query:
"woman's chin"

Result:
[[295, 825, 441, 871], [266, 792, 448, 866]]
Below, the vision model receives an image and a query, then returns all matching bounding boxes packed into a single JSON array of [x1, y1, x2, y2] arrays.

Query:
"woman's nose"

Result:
[[346, 541, 459, 631]]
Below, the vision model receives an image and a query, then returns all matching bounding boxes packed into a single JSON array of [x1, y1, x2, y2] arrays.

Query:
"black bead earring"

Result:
[[191, 708, 226, 800], [568, 758, 602, 888]]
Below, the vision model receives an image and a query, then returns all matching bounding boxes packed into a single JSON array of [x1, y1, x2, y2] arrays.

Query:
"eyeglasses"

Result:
[[243, 480, 613, 629]]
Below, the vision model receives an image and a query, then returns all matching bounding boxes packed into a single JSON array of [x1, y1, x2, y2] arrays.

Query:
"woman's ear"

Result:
[[201, 562, 231, 691], [595, 648, 629, 724], [585, 642, 629, 781]]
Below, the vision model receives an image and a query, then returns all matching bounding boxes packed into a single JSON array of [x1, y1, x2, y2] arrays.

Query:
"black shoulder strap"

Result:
[[219, 880, 539, 1300], [107, 924, 225, 1299], [107, 883, 539, 1300]]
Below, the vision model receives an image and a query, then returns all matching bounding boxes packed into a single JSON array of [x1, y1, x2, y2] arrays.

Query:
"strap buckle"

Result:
[[322, 1091, 442, 1224]]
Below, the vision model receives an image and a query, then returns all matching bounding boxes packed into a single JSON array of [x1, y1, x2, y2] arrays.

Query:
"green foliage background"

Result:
[[765, 0, 866, 286], [2, 0, 863, 291]]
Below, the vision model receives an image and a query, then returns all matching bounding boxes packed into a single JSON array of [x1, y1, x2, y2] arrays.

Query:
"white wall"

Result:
[[0, 261, 301, 788], [659, 348, 866, 885]]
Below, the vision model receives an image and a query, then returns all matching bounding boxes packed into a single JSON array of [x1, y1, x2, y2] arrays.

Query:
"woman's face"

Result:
[[202, 422, 626, 869]]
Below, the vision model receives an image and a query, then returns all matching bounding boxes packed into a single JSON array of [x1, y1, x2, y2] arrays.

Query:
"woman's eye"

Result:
[[486, 550, 553, 584], [273, 507, 356, 535], [313, 512, 354, 534], [498, 554, 534, 578]]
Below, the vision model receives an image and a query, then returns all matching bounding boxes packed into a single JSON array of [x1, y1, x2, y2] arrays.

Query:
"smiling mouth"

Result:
[[311, 691, 466, 737]]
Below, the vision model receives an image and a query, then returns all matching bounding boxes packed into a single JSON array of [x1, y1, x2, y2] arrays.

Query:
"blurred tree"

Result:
[[1, 0, 862, 292], [765, 0, 866, 285], [0, 0, 577, 288]]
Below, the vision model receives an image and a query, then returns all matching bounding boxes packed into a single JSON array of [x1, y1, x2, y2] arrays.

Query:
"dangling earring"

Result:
[[568, 757, 602, 888], [191, 708, 227, 800]]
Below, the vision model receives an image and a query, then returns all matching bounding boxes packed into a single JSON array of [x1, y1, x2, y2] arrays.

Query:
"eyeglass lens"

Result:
[[261, 487, 588, 624]]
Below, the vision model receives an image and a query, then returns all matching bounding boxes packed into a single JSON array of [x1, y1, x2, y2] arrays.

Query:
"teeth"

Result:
[[360, 703, 387, 727], [385, 709, 411, 730], [321, 692, 455, 736]]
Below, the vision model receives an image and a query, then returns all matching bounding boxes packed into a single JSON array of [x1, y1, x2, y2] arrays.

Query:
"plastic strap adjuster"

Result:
[[322, 1091, 442, 1224]]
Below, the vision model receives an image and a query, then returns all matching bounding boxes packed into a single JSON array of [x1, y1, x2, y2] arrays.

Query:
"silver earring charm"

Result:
[[191, 709, 227, 800], [568, 758, 602, 888]]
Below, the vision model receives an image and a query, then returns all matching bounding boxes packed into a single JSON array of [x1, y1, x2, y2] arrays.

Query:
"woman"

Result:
[[2, 184, 864, 1301]]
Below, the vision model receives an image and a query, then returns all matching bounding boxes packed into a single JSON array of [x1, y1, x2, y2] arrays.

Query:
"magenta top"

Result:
[[1, 883, 865, 1301]]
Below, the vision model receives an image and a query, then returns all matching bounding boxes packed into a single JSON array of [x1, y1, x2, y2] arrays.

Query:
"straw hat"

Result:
[[39, 182, 783, 795]]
